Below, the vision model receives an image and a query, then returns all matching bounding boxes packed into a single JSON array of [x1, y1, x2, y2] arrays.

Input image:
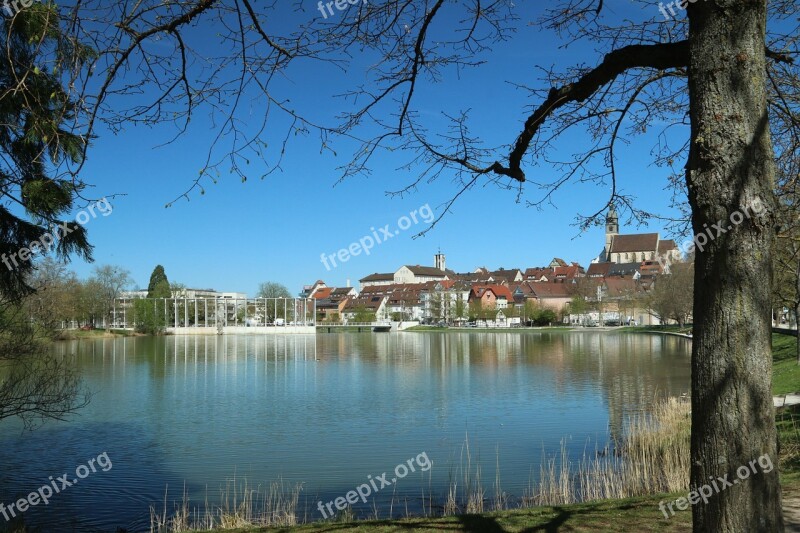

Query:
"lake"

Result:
[[0, 331, 691, 532]]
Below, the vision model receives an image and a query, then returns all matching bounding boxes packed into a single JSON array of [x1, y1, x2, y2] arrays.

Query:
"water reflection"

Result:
[[0, 331, 690, 531]]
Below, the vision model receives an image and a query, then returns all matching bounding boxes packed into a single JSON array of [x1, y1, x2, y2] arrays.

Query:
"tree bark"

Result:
[[795, 301, 800, 365], [795, 253, 800, 364], [687, 1, 783, 531]]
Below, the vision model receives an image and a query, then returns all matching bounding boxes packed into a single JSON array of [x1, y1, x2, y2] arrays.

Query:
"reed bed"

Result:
[[150, 397, 690, 532], [530, 396, 691, 507], [150, 477, 302, 533]]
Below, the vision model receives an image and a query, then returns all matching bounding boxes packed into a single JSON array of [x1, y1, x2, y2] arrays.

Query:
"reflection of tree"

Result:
[[0, 301, 90, 429], [514, 333, 691, 443]]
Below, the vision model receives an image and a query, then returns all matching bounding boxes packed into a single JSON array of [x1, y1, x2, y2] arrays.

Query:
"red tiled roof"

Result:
[[432, 280, 457, 290], [471, 284, 514, 301], [524, 267, 551, 280], [640, 261, 663, 276], [405, 265, 448, 277], [330, 287, 355, 296], [610, 233, 659, 253], [344, 295, 386, 311], [553, 263, 584, 279], [360, 272, 394, 282], [489, 269, 522, 281], [604, 278, 641, 297], [657, 239, 678, 253], [312, 287, 332, 299], [514, 282, 536, 296], [529, 283, 574, 299], [586, 263, 612, 277]]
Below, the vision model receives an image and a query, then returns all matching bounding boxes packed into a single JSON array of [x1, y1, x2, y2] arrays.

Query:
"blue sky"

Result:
[[65, 1, 689, 296]]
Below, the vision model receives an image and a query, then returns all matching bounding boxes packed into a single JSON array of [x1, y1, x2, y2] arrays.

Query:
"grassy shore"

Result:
[[54, 328, 139, 340], [201, 493, 695, 532], [406, 325, 574, 332]]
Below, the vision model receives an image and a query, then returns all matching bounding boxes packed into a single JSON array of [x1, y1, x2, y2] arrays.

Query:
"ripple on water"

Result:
[[0, 332, 691, 531]]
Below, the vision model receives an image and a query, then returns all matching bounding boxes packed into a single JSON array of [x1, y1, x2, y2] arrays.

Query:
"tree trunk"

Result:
[[687, 1, 783, 531], [795, 253, 800, 364], [795, 301, 800, 365]]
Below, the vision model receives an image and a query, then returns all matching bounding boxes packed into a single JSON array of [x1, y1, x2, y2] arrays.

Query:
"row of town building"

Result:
[[300, 209, 683, 326]]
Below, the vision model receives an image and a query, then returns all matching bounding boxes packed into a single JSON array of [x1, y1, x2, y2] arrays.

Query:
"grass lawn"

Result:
[[617, 325, 694, 336], [773, 333, 800, 396], [192, 492, 694, 533], [778, 404, 800, 487]]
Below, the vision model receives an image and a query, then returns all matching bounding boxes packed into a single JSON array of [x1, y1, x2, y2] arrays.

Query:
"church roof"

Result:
[[360, 272, 394, 282], [609, 233, 659, 253], [657, 239, 678, 253], [403, 265, 448, 277]]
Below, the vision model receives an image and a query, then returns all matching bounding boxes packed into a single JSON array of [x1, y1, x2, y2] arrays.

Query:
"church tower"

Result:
[[434, 250, 446, 271], [605, 207, 619, 261]]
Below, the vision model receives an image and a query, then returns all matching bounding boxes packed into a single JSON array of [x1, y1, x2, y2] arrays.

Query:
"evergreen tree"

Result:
[[0, 3, 95, 302], [147, 265, 171, 298], [0, 4, 93, 427]]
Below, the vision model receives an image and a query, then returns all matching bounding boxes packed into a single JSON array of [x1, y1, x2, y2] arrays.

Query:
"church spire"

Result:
[[605, 207, 619, 261]]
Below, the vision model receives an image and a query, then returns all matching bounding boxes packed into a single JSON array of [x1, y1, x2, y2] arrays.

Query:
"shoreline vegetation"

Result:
[[9, 330, 795, 532], [405, 324, 696, 336], [53, 328, 143, 340]]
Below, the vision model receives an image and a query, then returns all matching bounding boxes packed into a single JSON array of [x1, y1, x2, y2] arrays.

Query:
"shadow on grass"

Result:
[[264, 498, 685, 533], [456, 514, 508, 532]]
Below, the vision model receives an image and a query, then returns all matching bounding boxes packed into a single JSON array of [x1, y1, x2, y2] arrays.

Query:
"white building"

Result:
[[360, 254, 452, 289]]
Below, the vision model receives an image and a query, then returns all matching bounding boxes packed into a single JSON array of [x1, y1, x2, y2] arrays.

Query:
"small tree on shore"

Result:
[[133, 298, 167, 335], [256, 282, 291, 299]]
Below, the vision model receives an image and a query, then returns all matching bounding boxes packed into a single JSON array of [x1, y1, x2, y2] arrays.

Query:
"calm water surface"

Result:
[[0, 331, 691, 532]]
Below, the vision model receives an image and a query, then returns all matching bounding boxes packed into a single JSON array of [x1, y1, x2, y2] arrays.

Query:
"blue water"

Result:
[[0, 331, 691, 532]]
